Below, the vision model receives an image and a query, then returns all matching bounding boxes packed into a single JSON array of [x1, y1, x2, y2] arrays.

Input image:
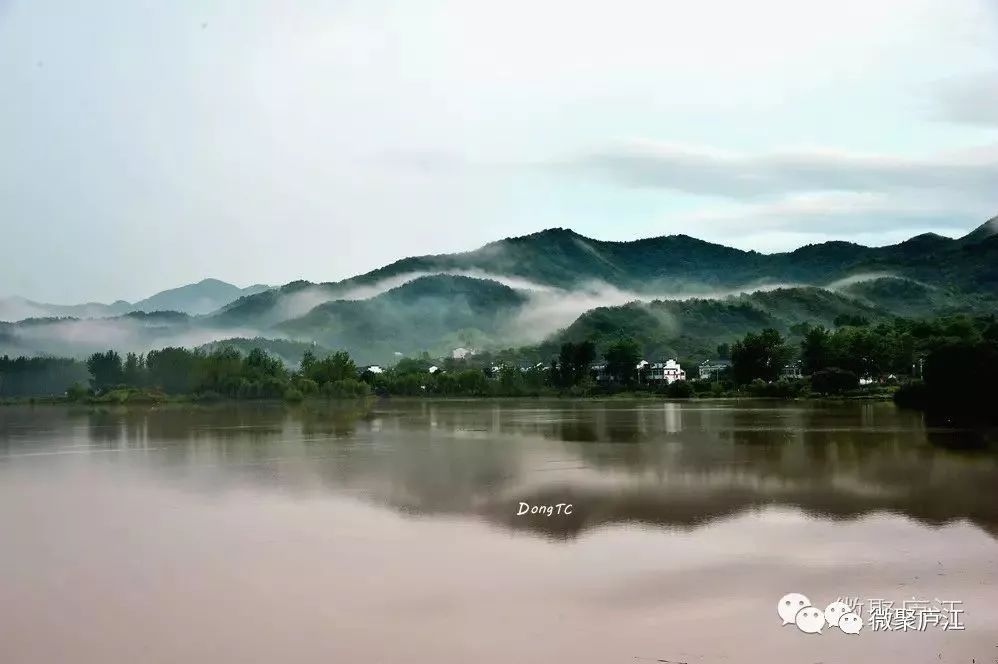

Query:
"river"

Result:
[[1, 399, 996, 663]]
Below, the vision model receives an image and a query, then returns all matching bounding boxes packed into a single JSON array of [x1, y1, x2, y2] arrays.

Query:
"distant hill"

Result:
[[130, 278, 270, 315], [275, 275, 528, 364], [0, 311, 195, 358], [0, 279, 270, 322], [0, 296, 131, 322], [214, 217, 998, 330], [540, 287, 892, 363], [4, 216, 998, 363], [958, 215, 998, 246]]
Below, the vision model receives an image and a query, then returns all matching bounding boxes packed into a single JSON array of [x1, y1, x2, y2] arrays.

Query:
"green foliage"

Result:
[[274, 275, 527, 364], [894, 380, 929, 409], [801, 326, 832, 375], [146, 347, 200, 394], [303, 351, 358, 385], [744, 378, 806, 399], [604, 338, 642, 385], [731, 329, 791, 384], [123, 352, 145, 386], [201, 338, 327, 366], [921, 340, 998, 417], [811, 368, 859, 395], [91, 387, 167, 404], [834, 314, 870, 328], [0, 356, 90, 398], [66, 382, 88, 401], [321, 379, 371, 398], [86, 350, 123, 391], [556, 341, 596, 388], [550, 287, 889, 367], [297, 378, 319, 395], [666, 380, 693, 398]]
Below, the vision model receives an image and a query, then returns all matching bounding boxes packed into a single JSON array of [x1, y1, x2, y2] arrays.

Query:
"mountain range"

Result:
[[0, 279, 270, 322], [2, 216, 996, 364]]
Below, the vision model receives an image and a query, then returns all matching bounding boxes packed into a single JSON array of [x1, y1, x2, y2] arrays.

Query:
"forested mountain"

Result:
[[538, 287, 890, 363], [212, 217, 998, 329], [2, 217, 997, 364], [275, 275, 528, 362]]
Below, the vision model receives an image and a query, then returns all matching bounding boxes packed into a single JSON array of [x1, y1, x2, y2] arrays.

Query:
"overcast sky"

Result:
[[2, 0, 997, 303]]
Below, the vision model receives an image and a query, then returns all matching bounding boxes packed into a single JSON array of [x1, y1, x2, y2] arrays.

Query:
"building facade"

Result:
[[646, 359, 686, 384], [698, 359, 732, 381]]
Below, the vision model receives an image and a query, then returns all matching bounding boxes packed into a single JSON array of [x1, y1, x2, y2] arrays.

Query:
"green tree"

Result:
[[244, 348, 286, 382], [300, 349, 316, 374], [800, 326, 832, 374], [146, 347, 200, 394], [197, 347, 243, 394], [557, 340, 595, 387], [306, 351, 357, 385], [731, 329, 791, 384], [811, 368, 859, 394], [604, 339, 642, 385], [86, 350, 124, 391], [122, 352, 145, 387]]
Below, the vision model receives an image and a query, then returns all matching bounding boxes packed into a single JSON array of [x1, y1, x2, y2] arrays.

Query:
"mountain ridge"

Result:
[[0, 278, 270, 322], [3, 216, 998, 363], [211, 216, 998, 328]]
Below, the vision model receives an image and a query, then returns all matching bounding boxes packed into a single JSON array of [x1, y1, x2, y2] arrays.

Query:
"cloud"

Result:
[[654, 191, 994, 252], [571, 141, 998, 200], [934, 71, 998, 127], [675, 192, 977, 235]]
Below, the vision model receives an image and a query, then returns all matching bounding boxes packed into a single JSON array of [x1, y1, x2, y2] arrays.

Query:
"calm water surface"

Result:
[[1, 400, 997, 663]]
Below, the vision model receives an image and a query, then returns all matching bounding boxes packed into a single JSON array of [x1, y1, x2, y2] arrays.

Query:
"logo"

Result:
[[777, 593, 965, 635], [777, 593, 861, 635]]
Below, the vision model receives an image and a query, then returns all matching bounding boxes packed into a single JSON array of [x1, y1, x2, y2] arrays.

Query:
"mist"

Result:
[[0, 270, 930, 363]]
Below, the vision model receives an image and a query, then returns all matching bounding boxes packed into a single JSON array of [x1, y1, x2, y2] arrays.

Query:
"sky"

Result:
[[2, 0, 997, 303]]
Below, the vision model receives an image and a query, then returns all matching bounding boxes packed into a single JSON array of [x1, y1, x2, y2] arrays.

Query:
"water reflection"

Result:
[[1, 400, 997, 540]]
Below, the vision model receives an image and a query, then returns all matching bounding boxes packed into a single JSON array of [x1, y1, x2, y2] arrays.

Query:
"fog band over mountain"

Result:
[[2, 220, 996, 363]]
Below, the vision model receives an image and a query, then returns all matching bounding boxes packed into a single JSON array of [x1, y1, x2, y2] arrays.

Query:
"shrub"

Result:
[[259, 376, 286, 399], [666, 380, 693, 398], [746, 378, 804, 399], [811, 368, 859, 395], [894, 380, 929, 410], [283, 387, 304, 403], [237, 379, 258, 399], [322, 378, 371, 398], [66, 382, 88, 401], [193, 390, 222, 403]]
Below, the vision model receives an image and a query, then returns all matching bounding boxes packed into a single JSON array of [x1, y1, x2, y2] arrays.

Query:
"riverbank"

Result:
[[1, 387, 899, 407]]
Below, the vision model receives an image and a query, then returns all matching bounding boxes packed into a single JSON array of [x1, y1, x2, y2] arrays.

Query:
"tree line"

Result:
[[1, 313, 995, 414]]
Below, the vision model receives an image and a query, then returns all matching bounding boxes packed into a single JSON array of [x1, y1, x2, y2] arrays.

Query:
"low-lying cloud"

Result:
[[672, 192, 977, 243], [572, 141, 998, 200]]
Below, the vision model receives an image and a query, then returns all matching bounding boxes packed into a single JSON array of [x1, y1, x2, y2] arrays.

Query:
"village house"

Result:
[[698, 359, 732, 381], [591, 359, 686, 383], [781, 360, 803, 380], [645, 359, 686, 384]]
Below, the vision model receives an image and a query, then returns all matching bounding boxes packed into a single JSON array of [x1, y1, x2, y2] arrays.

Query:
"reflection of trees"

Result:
[[484, 401, 998, 540], [6, 400, 996, 542]]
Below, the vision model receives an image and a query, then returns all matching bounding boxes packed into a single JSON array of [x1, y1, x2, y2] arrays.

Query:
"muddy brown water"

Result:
[[1, 400, 996, 663]]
